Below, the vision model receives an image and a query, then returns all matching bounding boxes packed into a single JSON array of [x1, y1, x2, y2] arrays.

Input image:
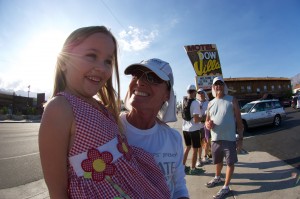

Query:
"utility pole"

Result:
[[27, 85, 30, 107]]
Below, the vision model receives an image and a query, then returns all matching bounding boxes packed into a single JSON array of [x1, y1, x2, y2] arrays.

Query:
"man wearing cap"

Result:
[[120, 58, 189, 199], [205, 76, 244, 199], [196, 88, 210, 166], [182, 84, 203, 175]]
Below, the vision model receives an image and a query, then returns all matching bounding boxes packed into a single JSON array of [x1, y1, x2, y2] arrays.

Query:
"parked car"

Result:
[[238, 99, 252, 109], [240, 99, 286, 131], [280, 98, 291, 107]]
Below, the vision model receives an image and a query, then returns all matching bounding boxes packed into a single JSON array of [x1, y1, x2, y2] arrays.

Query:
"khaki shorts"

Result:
[[211, 140, 237, 165]]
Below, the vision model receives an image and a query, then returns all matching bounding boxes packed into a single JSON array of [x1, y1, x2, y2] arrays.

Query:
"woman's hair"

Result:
[[52, 26, 122, 130]]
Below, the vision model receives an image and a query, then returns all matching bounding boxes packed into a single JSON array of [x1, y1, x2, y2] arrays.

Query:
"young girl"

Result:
[[39, 26, 170, 198]]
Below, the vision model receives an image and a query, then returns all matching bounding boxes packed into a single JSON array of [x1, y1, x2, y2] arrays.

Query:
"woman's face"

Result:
[[128, 67, 170, 115], [63, 32, 115, 99]]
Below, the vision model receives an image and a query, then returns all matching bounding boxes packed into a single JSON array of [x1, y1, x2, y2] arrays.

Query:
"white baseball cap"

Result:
[[197, 88, 209, 100], [197, 88, 205, 93], [186, 84, 196, 91], [212, 76, 225, 85], [124, 58, 176, 123], [124, 58, 173, 87]]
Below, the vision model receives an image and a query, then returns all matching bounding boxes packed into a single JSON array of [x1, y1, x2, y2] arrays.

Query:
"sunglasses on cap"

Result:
[[214, 81, 224, 86], [197, 91, 204, 94], [131, 69, 169, 86]]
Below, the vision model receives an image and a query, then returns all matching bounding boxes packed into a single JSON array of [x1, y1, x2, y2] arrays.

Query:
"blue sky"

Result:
[[0, 0, 299, 101]]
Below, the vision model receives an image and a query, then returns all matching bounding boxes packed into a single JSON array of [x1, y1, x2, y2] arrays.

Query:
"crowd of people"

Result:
[[38, 25, 244, 199], [179, 76, 243, 199]]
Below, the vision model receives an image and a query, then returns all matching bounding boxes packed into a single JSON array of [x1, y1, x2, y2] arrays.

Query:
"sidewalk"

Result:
[[1, 116, 300, 199], [0, 119, 41, 123], [169, 115, 300, 199]]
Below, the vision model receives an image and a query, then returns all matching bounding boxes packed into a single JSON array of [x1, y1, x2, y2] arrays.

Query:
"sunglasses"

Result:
[[214, 81, 224, 86], [187, 90, 196, 94], [131, 69, 166, 85]]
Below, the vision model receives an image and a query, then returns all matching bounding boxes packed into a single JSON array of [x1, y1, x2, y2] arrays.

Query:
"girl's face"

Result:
[[63, 33, 115, 99]]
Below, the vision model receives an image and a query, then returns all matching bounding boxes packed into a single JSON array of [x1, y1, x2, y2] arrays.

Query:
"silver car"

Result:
[[240, 99, 286, 131]]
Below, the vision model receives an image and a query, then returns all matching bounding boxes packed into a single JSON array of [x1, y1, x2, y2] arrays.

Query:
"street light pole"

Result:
[[27, 85, 30, 106]]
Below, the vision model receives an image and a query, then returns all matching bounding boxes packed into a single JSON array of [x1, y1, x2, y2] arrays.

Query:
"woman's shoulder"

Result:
[[160, 124, 182, 140]]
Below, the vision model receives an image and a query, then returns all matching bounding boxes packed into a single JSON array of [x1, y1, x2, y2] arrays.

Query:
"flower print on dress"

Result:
[[81, 148, 116, 182], [117, 135, 133, 161]]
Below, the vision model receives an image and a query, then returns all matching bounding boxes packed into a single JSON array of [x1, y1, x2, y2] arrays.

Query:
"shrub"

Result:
[[0, 106, 8, 114]]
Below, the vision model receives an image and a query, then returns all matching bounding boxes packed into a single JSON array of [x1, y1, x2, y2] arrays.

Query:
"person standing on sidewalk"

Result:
[[182, 84, 203, 175], [205, 76, 244, 199], [121, 58, 189, 199], [196, 88, 210, 167], [296, 93, 300, 109]]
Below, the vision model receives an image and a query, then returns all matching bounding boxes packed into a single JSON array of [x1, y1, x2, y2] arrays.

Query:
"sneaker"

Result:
[[196, 160, 202, 167], [189, 168, 204, 175], [184, 166, 190, 173], [213, 187, 231, 199], [205, 177, 222, 188], [202, 157, 209, 164]]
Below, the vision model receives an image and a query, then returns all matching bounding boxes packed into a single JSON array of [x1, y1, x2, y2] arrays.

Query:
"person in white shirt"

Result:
[[205, 76, 244, 199], [196, 88, 210, 166], [297, 93, 300, 109], [121, 58, 189, 199], [182, 84, 203, 175]]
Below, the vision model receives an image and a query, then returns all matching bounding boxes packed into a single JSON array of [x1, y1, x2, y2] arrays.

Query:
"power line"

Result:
[[100, 0, 126, 29]]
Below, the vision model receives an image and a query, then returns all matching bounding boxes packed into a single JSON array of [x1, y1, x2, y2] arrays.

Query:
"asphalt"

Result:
[[1, 116, 300, 199]]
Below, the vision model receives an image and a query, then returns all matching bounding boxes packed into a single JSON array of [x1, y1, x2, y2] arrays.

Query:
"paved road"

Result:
[[0, 123, 42, 189], [243, 107, 300, 170]]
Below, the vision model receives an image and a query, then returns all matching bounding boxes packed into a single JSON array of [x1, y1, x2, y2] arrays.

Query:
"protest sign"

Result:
[[184, 44, 223, 89]]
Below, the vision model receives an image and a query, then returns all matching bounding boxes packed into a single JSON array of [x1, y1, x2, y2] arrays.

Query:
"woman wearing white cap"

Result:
[[120, 58, 189, 199]]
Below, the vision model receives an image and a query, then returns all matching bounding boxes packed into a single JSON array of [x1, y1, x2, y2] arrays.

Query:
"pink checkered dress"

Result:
[[59, 92, 170, 199]]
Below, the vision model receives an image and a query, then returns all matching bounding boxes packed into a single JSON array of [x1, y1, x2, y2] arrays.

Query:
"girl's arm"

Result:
[[39, 96, 74, 199]]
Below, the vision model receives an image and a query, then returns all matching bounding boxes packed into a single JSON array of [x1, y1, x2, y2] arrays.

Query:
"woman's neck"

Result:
[[126, 110, 156, 130]]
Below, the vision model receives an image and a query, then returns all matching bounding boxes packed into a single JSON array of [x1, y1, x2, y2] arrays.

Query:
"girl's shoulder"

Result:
[[45, 95, 71, 110], [43, 96, 73, 121]]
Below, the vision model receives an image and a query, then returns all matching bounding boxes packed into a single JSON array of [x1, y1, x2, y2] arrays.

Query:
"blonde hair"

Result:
[[52, 26, 122, 131]]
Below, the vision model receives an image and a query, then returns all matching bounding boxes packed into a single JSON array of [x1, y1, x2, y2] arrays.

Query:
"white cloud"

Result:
[[0, 77, 24, 91], [118, 26, 158, 52], [170, 18, 179, 28]]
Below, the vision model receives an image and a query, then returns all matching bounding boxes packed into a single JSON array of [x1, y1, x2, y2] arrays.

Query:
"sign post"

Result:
[[184, 44, 223, 90]]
